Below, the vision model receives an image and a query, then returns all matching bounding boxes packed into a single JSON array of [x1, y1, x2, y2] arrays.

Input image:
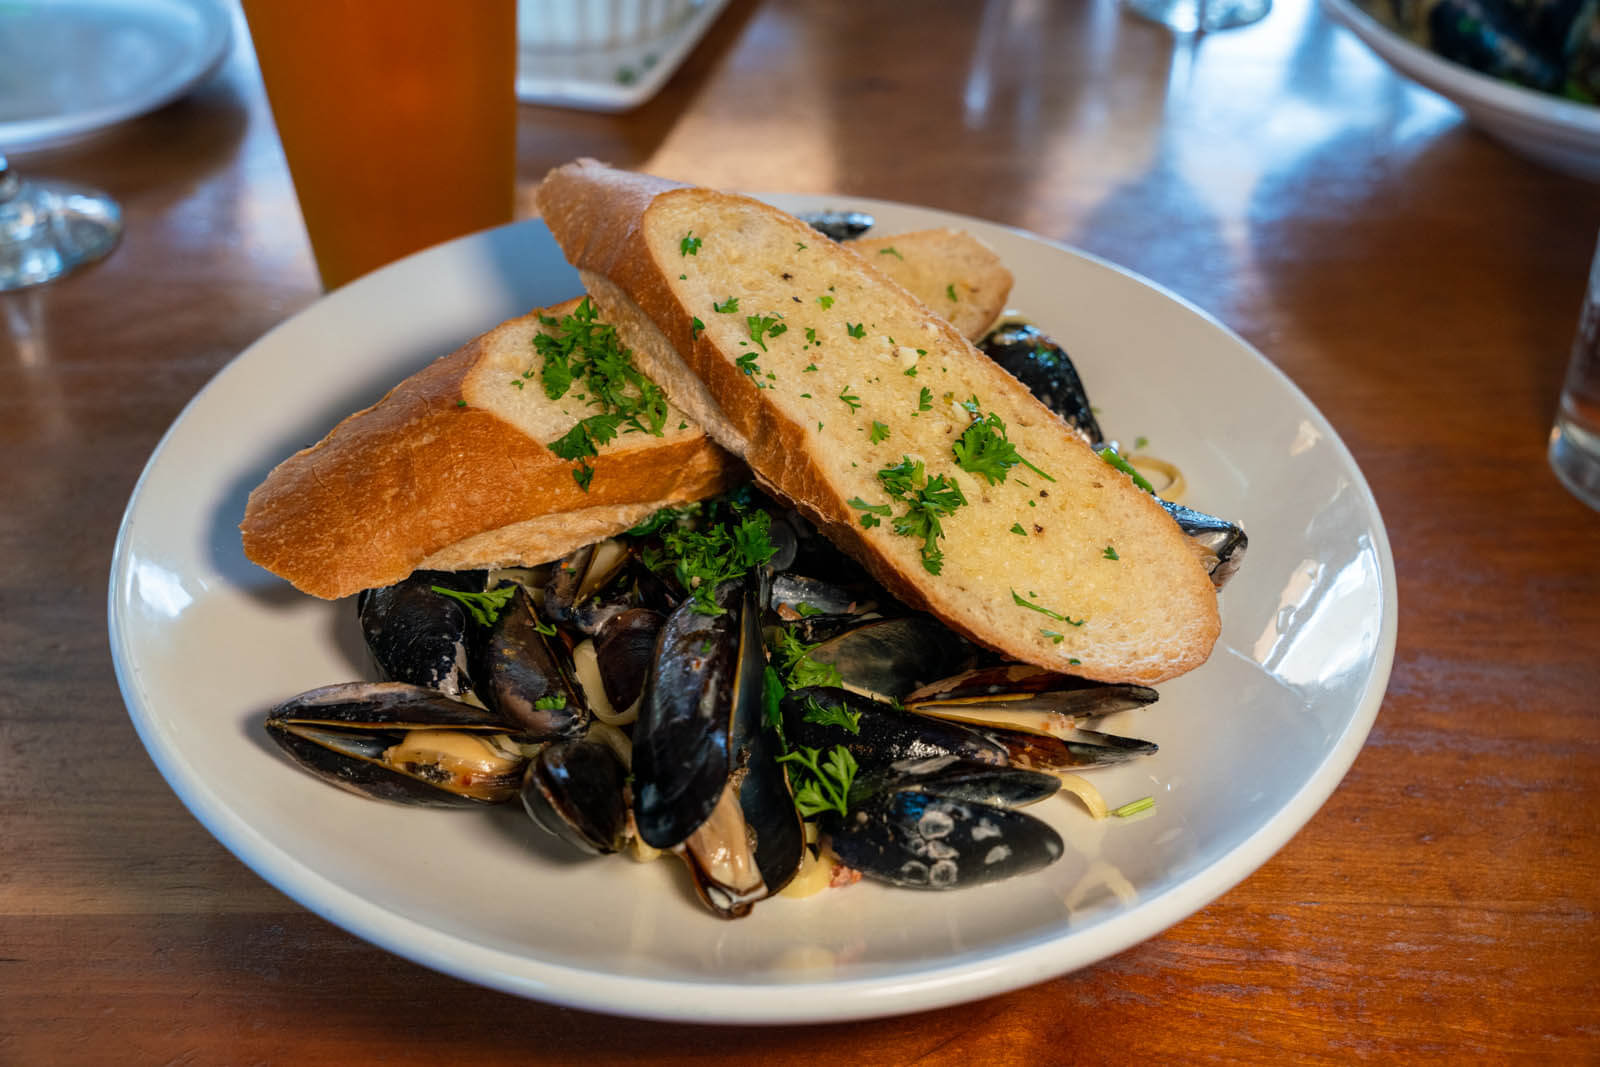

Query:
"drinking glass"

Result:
[[240, 1, 518, 291], [1549, 233, 1600, 511], [0, 154, 121, 291], [1123, 0, 1270, 33]]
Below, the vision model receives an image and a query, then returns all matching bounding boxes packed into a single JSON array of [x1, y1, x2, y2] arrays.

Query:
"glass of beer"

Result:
[[240, 1, 517, 291]]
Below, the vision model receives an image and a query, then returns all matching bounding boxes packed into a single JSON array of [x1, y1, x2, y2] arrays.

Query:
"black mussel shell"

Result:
[[769, 573, 872, 618], [1160, 499, 1247, 589], [806, 616, 976, 701], [979, 322, 1104, 448], [985, 725, 1158, 771], [632, 579, 760, 850], [521, 740, 628, 855], [472, 585, 591, 739], [265, 681, 527, 806], [851, 755, 1061, 810], [594, 608, 665, 714], [825, 791, 1065, 889], [357, 570, 485, 697], [796, 209, 874, 242], [782, 687, 1009, 769]]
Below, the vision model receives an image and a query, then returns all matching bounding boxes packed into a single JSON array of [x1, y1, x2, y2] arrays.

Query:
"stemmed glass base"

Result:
[[0, 155, 122, 291], [1123, 0, 1270, 33]]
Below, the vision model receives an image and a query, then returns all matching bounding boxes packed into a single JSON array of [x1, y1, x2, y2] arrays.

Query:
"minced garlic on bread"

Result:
[[536, 160, 1220, 684]]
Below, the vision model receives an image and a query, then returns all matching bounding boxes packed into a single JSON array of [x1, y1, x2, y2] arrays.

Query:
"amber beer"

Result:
[[241, 1, 517, 290]]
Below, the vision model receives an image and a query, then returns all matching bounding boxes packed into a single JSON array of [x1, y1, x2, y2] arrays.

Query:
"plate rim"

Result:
[[108, 198, 1397, 1023]]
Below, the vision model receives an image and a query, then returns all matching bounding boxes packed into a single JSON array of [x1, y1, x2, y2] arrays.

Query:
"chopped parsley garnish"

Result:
[[691, 316, 704, 338], [572, 460, 594, 491], [838, 385, 862, 412], [659, 510, 778, 615], [796, 241, 808, 251], [1010, 589, 1085, 626], [1099, 447, 1156, 494], [878, 246, 904, 260], [869, 421, 890, 444], [680, 231, 701, 256], [777, 744, 858, 819], [713, 296, 740, 313], [903, 364, 919, 377], [917, 387, 933, 412], [533, 298, 670, 491], [804, 363, 819, 372], [817, 295, 834, 309], [878, 456, 967, 574], [429, 585, 517, 627], [1011, 523, 1027, 535], [1135, 436, 1149, 450], [1041, 629, 1064, 644], [846, 322, 866, 339], [945, 283, 958, 301], [736, 351, 762, 377], [533, 694, 567, 711], [849, 496, 892, 529], [746, 312, 787, 351], [455, 399, 467, 408], [1103, 545, 1120, 560], [952, 406, 1055, 486], [804, 327, 818, 344]]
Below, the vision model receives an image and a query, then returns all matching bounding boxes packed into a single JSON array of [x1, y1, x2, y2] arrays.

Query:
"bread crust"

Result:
[[538, 160, 1220, 684], [240, 299, 740, 599]]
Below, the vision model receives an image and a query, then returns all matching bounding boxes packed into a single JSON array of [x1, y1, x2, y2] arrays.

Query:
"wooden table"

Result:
[[5, 0, 1597, 1060]]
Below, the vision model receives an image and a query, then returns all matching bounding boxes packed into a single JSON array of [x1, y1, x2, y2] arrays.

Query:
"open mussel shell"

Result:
[[357, 570, 485, 698], [769, 573, 872, 619], [264, 681, 532, 806], [520, 739, 628, 855], [987, 726, 1159, 772], [806, 616, 977, 702], [782, 686, 1009, 769], [852, 755, 1061, 810], [471, 585, 591, 740], [824, 791, 1065, 890], [903, 668, 1157, 736], [979, 321, 1104, 448]]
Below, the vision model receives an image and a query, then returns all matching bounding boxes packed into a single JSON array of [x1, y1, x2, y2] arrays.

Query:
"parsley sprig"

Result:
[[429, 585, 516, 627], [1010, 588, 1085, 626], [952, 403, 1055, 486], [658, 510, 778, 615], [771, 630, 845, 690], [874, 456, 967, 574], [777, 744, 858, 819], [532, 298, 670, 490]]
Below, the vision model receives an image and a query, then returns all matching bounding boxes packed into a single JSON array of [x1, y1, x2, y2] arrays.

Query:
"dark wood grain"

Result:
[[4, 0, 1598, 1062]]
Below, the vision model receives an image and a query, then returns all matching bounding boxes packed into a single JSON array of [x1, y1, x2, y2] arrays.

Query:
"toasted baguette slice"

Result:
[[241, 230, 1011, 600], [854, 230, 1011, 342], [537, 160, 1219, 684], [240, 297, 740, 600]]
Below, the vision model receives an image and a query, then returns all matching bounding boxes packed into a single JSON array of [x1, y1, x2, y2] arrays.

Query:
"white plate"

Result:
[[109, 196, 1396, 1024], [516, 0, 730, 112], [0, 0, 231, 152], [1321, 0, 1600, 181]]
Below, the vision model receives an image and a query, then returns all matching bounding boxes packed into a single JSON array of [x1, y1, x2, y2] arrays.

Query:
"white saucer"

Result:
[[0, 0, 231, 152]]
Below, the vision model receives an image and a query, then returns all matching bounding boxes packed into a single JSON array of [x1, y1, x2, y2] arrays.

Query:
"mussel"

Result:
[[521, 739, 629, 854], [796, 209, 875, 242], [472, 584, 591, 739], [265, 681, 536, 806], [357, 570, 485, 698]]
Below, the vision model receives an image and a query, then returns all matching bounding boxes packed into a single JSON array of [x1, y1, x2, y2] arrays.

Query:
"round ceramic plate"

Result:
[[1321, 0, 1600, 181], [0, 0, 231, 152], [109, 196, 1396, 1024]]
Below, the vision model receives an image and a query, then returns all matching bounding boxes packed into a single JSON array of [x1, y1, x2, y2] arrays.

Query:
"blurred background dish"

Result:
[[0, 0, 230, 151], [1321, 0, 1600, 179]]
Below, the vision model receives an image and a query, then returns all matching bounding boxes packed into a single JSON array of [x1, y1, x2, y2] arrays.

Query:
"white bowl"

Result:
[[1321, 0, 1600, 181]]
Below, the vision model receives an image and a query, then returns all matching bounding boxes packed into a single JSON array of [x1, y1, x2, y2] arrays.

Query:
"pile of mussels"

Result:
[[264, 309, 1247, 920]]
